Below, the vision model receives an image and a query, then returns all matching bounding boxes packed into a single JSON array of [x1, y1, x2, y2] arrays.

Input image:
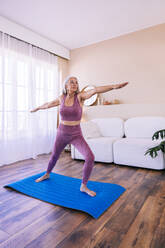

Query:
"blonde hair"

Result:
[[62, 75, 80, 95]]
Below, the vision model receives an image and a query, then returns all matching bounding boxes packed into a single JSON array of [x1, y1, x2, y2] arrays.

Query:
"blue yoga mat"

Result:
[[4, 172, 126, 218]]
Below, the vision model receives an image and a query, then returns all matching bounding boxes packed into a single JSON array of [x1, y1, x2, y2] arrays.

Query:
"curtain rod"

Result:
[[1, 30, 68, 60]]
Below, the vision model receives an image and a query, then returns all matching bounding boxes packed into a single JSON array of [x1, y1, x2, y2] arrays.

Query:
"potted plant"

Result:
[[145, 129, 165, 158]]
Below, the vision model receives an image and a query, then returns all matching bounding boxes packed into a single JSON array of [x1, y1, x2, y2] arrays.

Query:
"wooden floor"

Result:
[[0, 151, 165, 248]]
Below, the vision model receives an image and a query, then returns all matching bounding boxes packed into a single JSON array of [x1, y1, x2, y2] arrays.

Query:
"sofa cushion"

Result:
[[113, 138, 165, 170], [91, 118, 124, 137], [80, 121, 102, 139], [71, 137, 121, 163], [124, 116, 165, 138]]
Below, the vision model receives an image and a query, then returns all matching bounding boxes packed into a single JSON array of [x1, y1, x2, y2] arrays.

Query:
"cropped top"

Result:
[[59, 93, 82, 121]]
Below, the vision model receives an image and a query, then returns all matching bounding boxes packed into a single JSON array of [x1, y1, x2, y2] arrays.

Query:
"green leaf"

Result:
[[152, 129, 165, 140], [145, 129, 165, 158]]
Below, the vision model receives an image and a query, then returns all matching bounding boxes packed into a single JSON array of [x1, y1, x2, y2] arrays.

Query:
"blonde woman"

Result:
[[31, 76, 128, 196]]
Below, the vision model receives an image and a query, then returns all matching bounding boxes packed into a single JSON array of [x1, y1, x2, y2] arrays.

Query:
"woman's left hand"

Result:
[[113, 82, 129, 89]]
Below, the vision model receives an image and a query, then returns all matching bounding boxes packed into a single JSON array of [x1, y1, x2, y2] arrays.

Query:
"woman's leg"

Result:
[[47, 131, 68, 173], [71, 135, 96, 196], [36, 131, 68, 182]]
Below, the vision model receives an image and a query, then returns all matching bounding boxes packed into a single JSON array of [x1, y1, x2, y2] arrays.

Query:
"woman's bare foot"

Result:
[[80, 183, 96, 197], [35, 173, 50, 182]]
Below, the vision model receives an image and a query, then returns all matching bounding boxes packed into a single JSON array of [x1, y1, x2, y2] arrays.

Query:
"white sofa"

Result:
[[71, 116, 165, 170]]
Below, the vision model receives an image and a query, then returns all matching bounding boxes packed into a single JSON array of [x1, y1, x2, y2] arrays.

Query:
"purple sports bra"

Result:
[[59, 93, 82, 121]]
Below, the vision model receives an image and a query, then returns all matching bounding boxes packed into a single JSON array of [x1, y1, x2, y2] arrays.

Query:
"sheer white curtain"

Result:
[[0, 32, 59, 166]]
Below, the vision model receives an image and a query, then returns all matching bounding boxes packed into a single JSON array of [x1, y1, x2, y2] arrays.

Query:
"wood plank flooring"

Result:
[[0, 151, 165, 248]]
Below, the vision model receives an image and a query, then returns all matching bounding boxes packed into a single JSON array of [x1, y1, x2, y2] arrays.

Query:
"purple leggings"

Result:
[[47, 123, 95, 185]]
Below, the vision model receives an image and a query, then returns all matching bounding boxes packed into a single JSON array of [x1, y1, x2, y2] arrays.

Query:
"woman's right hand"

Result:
[[30, 107, 40, 113], [113, 82, 129, 89]]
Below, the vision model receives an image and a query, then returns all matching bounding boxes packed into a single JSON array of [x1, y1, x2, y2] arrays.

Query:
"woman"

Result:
[[30, 76, 128, 197]]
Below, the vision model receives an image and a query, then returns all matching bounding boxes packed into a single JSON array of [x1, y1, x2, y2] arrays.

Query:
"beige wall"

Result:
[[58, 56, 69, 93], [57, 57, 69, 126], [69, 23, 165, 104]]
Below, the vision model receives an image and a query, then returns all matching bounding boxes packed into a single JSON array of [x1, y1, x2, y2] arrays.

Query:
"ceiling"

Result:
[[0, 0, 165, 50]]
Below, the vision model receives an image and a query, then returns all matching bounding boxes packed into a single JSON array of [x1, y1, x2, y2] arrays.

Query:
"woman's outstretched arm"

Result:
[[80, 82, 129, 100], [30, 95, 62, 113]]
